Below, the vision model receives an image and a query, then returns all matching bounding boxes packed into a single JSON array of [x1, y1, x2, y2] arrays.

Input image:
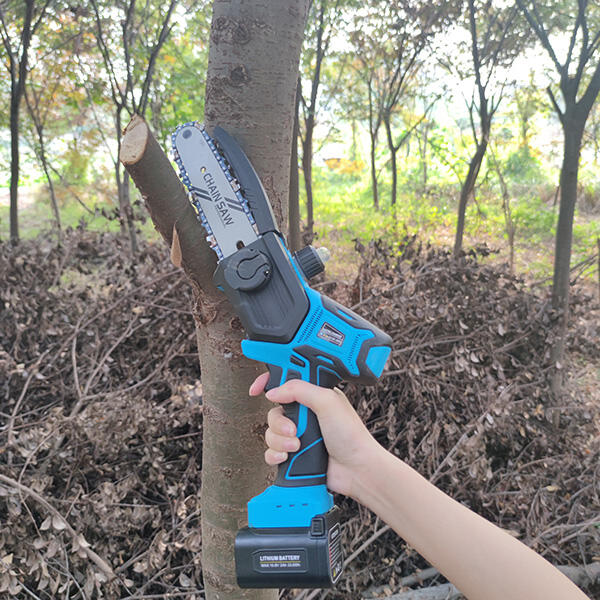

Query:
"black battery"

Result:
[[235, 506, 343, 588]]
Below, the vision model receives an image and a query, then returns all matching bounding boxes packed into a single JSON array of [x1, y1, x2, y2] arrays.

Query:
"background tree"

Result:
[[515, 0, 600, 393], [349, 0, 455, 210], [146, 7, 211, 140], [289, 77, 302, 251], [0, 0, 52, 244], [21, 8, 90, 243], [299, 0, 346, 241], [444, 0, 523, 257], [88, 0, 181, 255]]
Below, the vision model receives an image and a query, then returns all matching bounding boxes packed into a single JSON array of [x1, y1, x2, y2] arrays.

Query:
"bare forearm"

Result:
[[354, 445, 589, 600]]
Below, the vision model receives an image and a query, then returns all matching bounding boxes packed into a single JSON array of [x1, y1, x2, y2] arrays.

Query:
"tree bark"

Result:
[[201, 1, 310, 597], [552, 122, 585, 309]]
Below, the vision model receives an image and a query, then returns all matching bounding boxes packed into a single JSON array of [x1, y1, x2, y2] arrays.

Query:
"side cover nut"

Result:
[[223, 247, 272, 292]]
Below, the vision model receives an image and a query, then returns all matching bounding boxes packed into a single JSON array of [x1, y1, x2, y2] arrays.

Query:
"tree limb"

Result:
[[515, 0, 564, 75], [119, 114, 216, 291]]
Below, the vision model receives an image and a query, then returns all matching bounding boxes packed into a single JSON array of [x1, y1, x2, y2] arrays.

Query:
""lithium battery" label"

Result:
[[253, 549, 308, 572]]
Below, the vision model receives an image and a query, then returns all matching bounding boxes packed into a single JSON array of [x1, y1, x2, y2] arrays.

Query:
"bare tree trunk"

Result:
[[301, 121, 315, 243], [453, 138, 487, 257], [3, 0, 38, 245], [201, 1, 310, 597], [491, 147, 515, 275], [370, 130, 379, 211], [420, 119, 429, 191], [550, 120, 585, 395], [384, 112, 398, 206], [122, 170, 138, 254], [552, 123, 585, 308], [367, 77, 380, 211], [9, 97, 20, 244], [39, 140, 61, 242], [121, 116, 274, 600], [116, 107, 139, 254], [289, 78, 301, 252]]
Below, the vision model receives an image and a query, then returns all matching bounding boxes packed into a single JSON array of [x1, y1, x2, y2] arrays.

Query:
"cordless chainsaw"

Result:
[[171, 122, 392, 589]]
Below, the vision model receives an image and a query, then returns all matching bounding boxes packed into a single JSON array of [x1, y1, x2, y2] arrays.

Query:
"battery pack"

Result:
[[235, 506, 343, 588]]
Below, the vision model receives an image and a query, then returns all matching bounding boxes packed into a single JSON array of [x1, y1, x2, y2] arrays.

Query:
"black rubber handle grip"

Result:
[[265, 365, 339, 488]]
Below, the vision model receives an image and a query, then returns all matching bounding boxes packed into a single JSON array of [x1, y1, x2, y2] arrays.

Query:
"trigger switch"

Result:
[[318, 369, 341, 389], [265, 365, 283, 391], [285, 370, 302, 382]]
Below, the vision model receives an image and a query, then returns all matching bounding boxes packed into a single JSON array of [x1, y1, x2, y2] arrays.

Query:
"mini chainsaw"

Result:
[[171, 122, 392, 589]]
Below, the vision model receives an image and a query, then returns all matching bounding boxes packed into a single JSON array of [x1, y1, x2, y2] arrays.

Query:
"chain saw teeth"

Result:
[[170, 121, 258, 261]]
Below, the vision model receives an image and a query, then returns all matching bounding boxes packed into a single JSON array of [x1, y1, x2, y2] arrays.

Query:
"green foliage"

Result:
[[504, 146, 545, 184], [511, 195, 556, 240], [147, 8, 210, 140]]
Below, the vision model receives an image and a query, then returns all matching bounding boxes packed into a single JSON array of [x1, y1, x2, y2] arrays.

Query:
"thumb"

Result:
[[265, 378, 346, 421]]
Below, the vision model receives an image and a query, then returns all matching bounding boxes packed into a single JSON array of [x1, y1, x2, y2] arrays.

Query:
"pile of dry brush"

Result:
[[1, 229, 599, 599]]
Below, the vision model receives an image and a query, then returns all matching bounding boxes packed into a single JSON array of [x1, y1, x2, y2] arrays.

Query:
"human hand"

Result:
[[249, 374, 382, 499]]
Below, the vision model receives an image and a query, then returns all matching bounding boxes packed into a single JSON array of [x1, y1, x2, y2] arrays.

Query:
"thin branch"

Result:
[[565, 0, 584, 72], [547, 85, 565, 125], [0, 474, 116, 581], [515, 0, 564, 75], [122, 0, 137, 108], [138, 0, 177, 115]]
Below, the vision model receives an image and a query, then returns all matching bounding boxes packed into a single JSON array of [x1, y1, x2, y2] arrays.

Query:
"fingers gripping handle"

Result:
[[265, 365, 335, 488], [274, 402, 327, 487]]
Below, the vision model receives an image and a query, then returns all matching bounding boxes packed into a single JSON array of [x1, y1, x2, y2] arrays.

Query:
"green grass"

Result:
[[0, 185, 160, 243], [305, 165, 598, 284], [2, 170, 598, 288]]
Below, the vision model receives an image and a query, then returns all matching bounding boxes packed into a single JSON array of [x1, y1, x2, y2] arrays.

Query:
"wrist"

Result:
[[349, 441, 394, 507]]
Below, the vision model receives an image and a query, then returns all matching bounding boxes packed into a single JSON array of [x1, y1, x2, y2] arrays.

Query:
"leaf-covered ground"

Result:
[[1, 230, 598, 599]]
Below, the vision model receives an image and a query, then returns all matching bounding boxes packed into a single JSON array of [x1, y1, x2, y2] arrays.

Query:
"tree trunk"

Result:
[[122, 170, 138, 254], [201, 1, 310, 598], [552, 122, 585, 309], [550, 118, 585, 395], [289, 78, 301, 252], [370, 130, 379, 211], [421, 120, 429, 191], [121, 116, 275, 600], [302, 116, 315, 243], [39, 138, 61, 242], [453, 138, 487, 257], [116, 107, 138, 254], [5, 0, 37, 245], [384, 112, 398, 206], [9, 96, 20, 244]]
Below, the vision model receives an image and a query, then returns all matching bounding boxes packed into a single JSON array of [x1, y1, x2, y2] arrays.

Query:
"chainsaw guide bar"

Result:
[[171, 122, 258, 260]]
